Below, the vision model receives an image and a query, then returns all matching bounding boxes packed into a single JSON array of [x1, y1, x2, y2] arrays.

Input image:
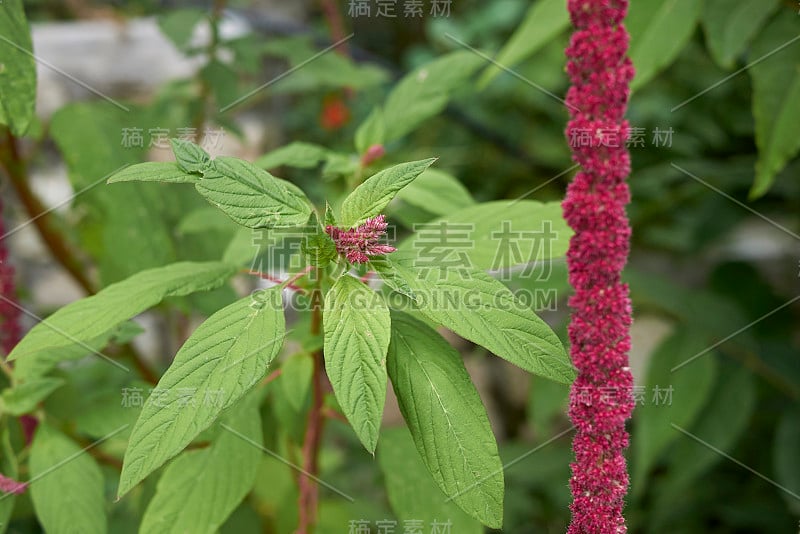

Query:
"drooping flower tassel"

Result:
[[562, 1, 635, 532]]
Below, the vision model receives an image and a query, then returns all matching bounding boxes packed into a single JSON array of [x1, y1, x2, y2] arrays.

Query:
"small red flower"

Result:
[[325, 215, 395, 264], [320, 94, 350, 131]]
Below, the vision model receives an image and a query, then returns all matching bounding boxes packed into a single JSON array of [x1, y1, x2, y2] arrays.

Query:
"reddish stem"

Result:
[[0, 130, 159, 386], [297, 282, 325, 533], [0, 130, 95, 294], [321, 406, 346, 423], [320, 0, 349, 57], [261, 368, 282, 386], [242, 269, 308, 294]]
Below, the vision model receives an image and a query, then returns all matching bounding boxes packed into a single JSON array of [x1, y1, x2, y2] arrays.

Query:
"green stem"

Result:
[[0, 357, 13, 381], [192, 0, 226, 143]]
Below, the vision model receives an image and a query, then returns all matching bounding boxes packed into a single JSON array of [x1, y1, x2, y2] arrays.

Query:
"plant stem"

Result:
[[0, 130, 95, 295], [113, 343, 159, 385], [0, 357, 13, 380], [297, 277, 325, 533], [241, 268, 309, 294], [260, 368, 282, 386], [0, 129, 159, 386], [192, 0, 226, 144], [319, 0, 349, 57]]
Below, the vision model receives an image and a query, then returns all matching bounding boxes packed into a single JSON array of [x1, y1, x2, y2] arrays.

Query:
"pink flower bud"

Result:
[[360, 144, 386, 167], [325, 214, 396, 264], [0, 472, 26, 495]]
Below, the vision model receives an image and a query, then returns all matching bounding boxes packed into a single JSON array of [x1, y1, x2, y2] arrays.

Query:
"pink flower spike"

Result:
[[0, 196, 22, 356], [0, 472, 27, 495], [325, 214, 396, 264], [563, 0, 635, 532]]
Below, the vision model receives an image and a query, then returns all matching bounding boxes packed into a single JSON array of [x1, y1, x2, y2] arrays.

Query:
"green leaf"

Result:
[[170, 138, 211, 174], [157, 8, 206, 51], [354, 107, 385, 154], [8, 262, 236, 362], [773, 409, 800, 512], [628, 0, 703, 90], [107, 162, 198, 184], [662, 364, 755, 492], [324, 202, 337, 227], [478, 0, 570, 88], [1, 378, 65, 416], [301, 213, 337, 268], [260, 35, 388, 93], [625, 269, 755, 351], [0, 0, 37, 136], [396, 200, 571, 272], [340, 159, 437, 228], [222, 227, 257, 266], [392, 257, 574, 384], [0, 425, 18, 533], [302, 232, 337, 268], [30, 424, 107, 534], [250, 457, 298, 532], [322, 152, 360, 180], [138, 393, 263, 534], [254, 142, 329, 170], [49, 102, 176, 283], [702, 0, 781, 69], [13, 329, 123, 383], [280, 352, 314, 412], [201, 59, 239, 109], [73, 388, 141, 441], [378, 428, 483, 534], [394, 169, 475, 217], [527, 374, 569, 437], [632, 329, 717, 491], [197, 156, 313, 228], [387, 312, 504, 528], [369, 257, 417, 303], [118, 289, 285, 497], [383, 51, 485, 142], [323, 275, 391, 452], [749, 14, 800, 199], [178, 207, 237, 234]]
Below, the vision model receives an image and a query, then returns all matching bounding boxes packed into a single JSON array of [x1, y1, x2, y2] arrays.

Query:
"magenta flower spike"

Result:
[[562, 1, 635, 532], [0, 197, 21, 356], [325, 214, 396, 264]]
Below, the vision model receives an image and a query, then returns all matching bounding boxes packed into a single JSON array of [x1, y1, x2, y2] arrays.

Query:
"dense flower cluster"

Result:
[[325, 214, 396, 264], [562, 1, 635, 532]]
